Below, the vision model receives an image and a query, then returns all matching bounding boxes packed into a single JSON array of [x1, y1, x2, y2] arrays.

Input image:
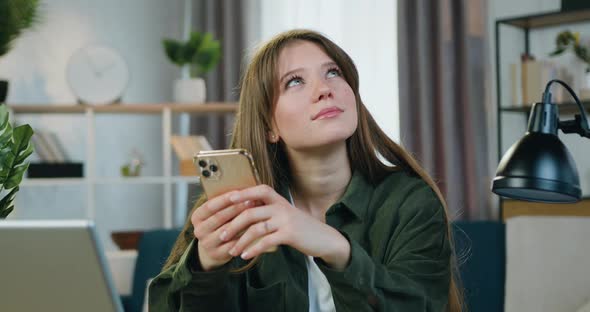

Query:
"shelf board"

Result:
[[21, 178, 86, 186], [171, 176, 201, 184], [7, 102, 238, 115], [95, 177, 168, 185], [498, 9, 590, 29], [501, 101, 590, 114], [95, 176, 200, 184], [21, 176, 200, 186]]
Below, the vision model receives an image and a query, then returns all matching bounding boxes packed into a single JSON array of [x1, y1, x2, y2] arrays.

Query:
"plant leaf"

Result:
[[4, 163, 28, 189], [0, 123, 12, 148], [0, 105, 9, 127], [15, 140, 33, 164], [0, 0, 41, 58], [0, 205, 14, 219], [184, 32, 203, 65], [0, 105, 12, 147], [163, 39, 186, 66], [13, 125, 34, 164], [0, 186, 18, 219], [0, 106, 32, 218], [0, 146, 15, 181], [0, 122, 33, 189], [193, 38, 221, 76], [164, 31, 222, 76], [549, 47, 566, 56]]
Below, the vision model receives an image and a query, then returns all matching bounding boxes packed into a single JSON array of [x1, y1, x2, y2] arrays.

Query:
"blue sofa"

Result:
[[123, 222, 506, 312], [453, 221, 505, 312], [121, 229, 181, 312]]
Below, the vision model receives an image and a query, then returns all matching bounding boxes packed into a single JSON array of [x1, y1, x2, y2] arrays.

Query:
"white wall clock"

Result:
[[66, 45, 130, 105]]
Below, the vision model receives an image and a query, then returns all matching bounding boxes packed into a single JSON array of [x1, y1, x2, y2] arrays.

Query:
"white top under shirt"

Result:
[[305, 255, 337, 312], [288, 190, 336, 312]]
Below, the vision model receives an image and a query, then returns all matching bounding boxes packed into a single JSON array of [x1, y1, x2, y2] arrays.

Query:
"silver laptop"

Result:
[[0, 220, 124, 312]]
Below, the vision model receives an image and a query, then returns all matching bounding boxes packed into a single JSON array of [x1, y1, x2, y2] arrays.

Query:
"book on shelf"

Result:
[[32, 131, 69, 163], [26, 130, 83, 178], [512, 58, 574, 107], [170, 135, 213, 176]]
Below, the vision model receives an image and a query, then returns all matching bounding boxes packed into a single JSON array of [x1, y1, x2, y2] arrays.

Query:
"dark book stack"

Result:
[[28, 131, 83, 178]]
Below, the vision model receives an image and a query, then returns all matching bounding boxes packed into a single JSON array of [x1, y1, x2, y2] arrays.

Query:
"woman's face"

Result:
[[271, 40, 358, 151]]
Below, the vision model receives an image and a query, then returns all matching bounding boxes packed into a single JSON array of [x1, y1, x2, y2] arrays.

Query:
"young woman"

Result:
[[149, 29, 463, 312]]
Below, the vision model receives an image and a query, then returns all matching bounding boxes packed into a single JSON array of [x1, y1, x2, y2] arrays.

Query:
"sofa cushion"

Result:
[[126, 229, 181, 312], [453, 221, 506, 312]]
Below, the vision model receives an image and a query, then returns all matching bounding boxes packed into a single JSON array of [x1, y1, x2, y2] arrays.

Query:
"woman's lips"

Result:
[[312, 107, 343, 120]]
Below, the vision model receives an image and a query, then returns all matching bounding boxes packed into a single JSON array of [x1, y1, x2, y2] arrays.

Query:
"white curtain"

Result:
[[246, 0, 400, 141]]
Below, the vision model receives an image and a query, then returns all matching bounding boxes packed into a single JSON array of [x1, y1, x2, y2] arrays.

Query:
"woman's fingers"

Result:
[[194, 200, 255, 239], [196, 237, 238, 271], [228, 185, 283, 206], [192, 191, 240, 225], [220, 205, 274, 242], [228, 220, 280, 258], [204, 237, 238, 260]]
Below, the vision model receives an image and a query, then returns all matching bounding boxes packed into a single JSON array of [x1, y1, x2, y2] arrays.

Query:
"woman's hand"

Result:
[[191, 192, 257, 271], [219, 185, 351, 269]]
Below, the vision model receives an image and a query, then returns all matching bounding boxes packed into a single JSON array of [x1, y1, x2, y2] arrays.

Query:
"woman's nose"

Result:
[[313, 80, 333, 102]]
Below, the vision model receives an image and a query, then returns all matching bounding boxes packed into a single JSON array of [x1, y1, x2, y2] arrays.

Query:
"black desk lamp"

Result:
[[492, 79, 590, 203]]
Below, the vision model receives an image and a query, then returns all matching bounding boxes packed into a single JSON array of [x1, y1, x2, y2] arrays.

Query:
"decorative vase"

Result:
[[0, 80, 8, 103], [173, 78, 206, 104]]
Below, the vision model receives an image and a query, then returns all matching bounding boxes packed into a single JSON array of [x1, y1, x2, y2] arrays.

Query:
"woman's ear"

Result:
[[267, 131, 280, 143]]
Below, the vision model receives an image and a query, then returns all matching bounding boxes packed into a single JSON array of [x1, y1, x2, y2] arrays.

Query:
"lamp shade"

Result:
[[492, 132, 581, 203]]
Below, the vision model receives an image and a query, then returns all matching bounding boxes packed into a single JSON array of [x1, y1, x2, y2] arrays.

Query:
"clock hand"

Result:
[[96, 61, 115, 77], [82, 50, 100, 76]]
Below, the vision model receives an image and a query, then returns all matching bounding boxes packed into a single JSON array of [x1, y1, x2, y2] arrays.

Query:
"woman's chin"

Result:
[[294, 136, 351, 152]]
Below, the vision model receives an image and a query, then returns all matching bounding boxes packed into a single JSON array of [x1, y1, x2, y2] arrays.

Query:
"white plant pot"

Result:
[[173, 78, 206, 104]]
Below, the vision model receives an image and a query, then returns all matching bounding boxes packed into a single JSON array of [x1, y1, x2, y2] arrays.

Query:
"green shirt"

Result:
[[149, 170, 451, 311]]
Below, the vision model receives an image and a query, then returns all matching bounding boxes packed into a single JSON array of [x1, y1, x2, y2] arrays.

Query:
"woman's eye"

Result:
[[286, 77, 303, 88], [327, 68, 341, 78]]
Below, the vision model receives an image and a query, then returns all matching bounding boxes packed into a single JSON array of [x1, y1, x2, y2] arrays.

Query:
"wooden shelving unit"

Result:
[[9, 102, 237, 228], [9, 102, 238, 114], [497, 8, 590, 29], [495, 8, 590, 220], [500, 101, 590, 114]]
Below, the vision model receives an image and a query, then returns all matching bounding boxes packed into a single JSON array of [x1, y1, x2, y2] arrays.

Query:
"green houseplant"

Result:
[[0, 105, 34, 218], [0, 0, 41, 102], [163, 31, 221, 103], [549, 30, 590, 72], [550, 30, 590, 98]]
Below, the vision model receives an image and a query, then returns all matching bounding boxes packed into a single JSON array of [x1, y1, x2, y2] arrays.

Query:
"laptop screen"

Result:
[[0, 220, 123, 312]]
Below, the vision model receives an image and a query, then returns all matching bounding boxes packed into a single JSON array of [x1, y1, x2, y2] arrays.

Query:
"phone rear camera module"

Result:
[[202, 170, 211, 178], [209, 164, 218, 172], [198, 160, 207, 168]]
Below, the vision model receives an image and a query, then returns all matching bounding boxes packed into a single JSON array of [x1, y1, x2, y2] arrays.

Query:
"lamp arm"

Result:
[[543, 79, 590, 139]]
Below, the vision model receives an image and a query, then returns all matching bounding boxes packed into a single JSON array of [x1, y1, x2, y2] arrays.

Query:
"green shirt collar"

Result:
[[279, 170, 374, 220], [335, 170, 373, 220]]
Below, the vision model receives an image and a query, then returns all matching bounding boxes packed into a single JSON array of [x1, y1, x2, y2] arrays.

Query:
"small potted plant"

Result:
[[549, 30, 590, 96], [163, 31, 221, 103], [0, 105, 34, 219], [550, 30, 590, 71], [0, 0, 41, 102]]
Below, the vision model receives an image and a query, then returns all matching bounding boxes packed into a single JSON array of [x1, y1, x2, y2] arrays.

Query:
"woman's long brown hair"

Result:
[[163, 29, 463, 311]]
